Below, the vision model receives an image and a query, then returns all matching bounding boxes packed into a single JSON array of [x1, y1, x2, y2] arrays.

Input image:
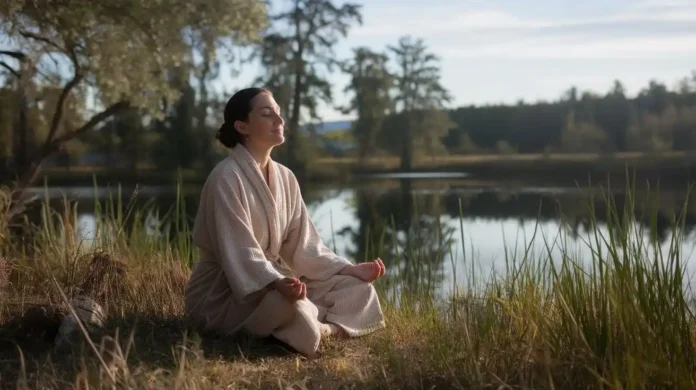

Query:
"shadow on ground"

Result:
[[0, 312, 296, 388]]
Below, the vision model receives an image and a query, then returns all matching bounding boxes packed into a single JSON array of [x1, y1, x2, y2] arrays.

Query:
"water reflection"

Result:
[[23, 178, 696, 298]]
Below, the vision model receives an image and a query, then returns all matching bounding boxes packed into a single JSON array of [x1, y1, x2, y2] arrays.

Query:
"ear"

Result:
[[233, 120, 248, 135]]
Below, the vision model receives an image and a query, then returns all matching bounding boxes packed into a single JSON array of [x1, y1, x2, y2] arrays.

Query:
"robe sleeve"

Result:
[[279, 172, 354, 281], [204, 169, 285, 302]]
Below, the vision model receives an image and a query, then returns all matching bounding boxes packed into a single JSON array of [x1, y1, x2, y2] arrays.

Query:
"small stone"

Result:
[[54, 296, 106, 352]]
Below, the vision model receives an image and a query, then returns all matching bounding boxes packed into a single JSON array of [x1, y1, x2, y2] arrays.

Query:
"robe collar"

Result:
[[229, 144, 283, 259]]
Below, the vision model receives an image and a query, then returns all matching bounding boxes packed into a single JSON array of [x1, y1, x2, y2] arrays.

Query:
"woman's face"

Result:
[[236, 92, 285, 149]]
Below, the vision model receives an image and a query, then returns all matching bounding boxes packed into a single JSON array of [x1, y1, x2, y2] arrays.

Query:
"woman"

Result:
[[185, 87, 386, 356]]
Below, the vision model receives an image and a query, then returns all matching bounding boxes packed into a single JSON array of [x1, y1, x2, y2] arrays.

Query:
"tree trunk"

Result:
[[287, 56, 303, 171], [14, 69, 29, 181], [4, 102, 127, 223], [400, 126, 413, 171]]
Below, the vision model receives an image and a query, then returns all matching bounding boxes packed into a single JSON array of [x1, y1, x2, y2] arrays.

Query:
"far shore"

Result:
[[9, 151, 696, 188]]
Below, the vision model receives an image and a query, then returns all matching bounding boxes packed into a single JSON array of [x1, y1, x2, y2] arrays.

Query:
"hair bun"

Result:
[[217, 122, 242, 148], [217, 87, 271, 149]]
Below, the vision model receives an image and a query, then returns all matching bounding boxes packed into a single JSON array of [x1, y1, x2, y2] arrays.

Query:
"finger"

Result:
[[291, 284, 302, 296], [299, 283, 307, 299]]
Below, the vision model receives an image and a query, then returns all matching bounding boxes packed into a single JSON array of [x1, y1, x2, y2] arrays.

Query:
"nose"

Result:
[[276, 113, 285, 127]]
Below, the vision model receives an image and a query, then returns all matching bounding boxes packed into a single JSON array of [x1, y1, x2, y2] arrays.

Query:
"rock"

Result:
[[54, 296, 106, 352]]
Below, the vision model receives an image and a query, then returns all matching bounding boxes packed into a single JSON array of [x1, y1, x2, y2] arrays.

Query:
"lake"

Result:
[[22, 173, 696, 298]]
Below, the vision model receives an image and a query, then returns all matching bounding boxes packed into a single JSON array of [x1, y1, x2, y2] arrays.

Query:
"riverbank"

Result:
[[1, 187, 695, 388], [16, 151, 696, 188]]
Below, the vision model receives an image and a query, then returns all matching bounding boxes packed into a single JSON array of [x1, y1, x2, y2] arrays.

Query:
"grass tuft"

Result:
[[0, 179, 695, 389]]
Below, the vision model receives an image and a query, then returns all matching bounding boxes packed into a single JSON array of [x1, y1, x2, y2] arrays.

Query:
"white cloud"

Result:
[[442, 35, 696, 59], [351, 1, 696, 38], [346, 0, 696, 63], [635, 0, 696, 9], [352, 9, 543, 37]]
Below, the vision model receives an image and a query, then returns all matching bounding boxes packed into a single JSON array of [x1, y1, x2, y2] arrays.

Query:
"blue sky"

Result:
[[219, 0, 696, 122]]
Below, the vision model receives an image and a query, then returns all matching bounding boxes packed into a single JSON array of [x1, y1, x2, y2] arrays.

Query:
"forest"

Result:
[[1, 0, 695, 185]]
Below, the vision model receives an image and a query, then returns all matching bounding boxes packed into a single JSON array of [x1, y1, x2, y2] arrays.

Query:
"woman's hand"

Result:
[[273, 277, 306, 301], [340, 258, 385, 283]]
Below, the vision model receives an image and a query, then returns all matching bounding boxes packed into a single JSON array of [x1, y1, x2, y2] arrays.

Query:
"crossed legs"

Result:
[[240, 275, 386, 356]]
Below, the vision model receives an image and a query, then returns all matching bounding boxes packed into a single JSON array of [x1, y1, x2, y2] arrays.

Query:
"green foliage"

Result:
[[627, 105, 696, 153], [1, 0, 266, 115], [454, 132, 479, 154], [560, 110, 613, 153], [0, 0, 267, 186], [446, 76, 696, 155], [256, 0, 362, 169], [2, 179, 696, 387], [341, 47, 394, 159], [495, 140, 516, 154], [388, 36, 451, 112], [320, 129, 353, 142], [378, 109, 455, 162], [252, 34, 294, 117], [60, 138, 87, 166], [152, 66, 201, 170], [339, 36, 454, 169]]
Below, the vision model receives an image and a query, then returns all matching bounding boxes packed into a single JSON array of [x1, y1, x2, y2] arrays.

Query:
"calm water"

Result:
[[23, 174, 696, 297]]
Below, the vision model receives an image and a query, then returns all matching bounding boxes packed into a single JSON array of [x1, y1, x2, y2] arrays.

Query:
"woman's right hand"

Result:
[[273, 277, 306, 301]]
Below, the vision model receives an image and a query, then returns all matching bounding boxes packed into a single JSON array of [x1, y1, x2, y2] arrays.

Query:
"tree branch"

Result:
[[4, 101, 130, 222], [0, 61, 19, 78], [0, 50, 26, 60], [41, 72, 84, 155], [19, 30, 65, 53], [47, 101, 129, 155]]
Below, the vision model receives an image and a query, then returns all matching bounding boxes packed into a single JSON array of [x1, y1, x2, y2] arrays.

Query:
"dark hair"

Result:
[[216, 87, 271, 148]]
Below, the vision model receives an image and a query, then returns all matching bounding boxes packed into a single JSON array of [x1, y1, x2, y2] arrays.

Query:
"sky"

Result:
[[219, 0, 696, 122]]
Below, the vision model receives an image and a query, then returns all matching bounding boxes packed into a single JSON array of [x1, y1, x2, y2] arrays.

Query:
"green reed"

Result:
[[355, 176, 696, 388], [2, 175, 696, 389]]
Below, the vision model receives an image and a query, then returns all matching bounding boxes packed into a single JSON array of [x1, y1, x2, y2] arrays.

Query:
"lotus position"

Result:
[[184, 88, 386, 356]]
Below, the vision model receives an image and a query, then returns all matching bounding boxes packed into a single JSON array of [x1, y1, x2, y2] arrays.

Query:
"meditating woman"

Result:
[[184, 87, 386, 356]]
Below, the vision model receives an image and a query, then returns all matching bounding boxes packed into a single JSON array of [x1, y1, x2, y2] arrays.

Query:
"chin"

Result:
[[272, 135, 285, 145]]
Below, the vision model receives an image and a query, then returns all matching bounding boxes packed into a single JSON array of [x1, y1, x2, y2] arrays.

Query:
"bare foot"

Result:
[[319, 323, 332, 336], [341, 258, 385, 283], [320, 322, 348, 338]]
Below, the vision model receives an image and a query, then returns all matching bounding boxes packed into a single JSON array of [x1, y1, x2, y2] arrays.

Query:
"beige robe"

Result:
[[184, 144, 385, 355]]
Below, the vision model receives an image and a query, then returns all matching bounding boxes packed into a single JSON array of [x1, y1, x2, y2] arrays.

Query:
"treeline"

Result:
[[2, 0, 696, 193], [443, 78, 696, 155]]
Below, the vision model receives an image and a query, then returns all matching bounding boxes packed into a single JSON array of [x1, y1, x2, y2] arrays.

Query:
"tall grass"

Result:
[[1, 178, 695, 389]]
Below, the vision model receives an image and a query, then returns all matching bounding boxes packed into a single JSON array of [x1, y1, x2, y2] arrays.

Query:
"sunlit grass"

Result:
[[1, 177, 695, 388]]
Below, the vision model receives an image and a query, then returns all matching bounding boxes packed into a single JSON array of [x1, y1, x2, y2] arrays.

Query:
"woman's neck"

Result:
[[243, 142, 272, 171]]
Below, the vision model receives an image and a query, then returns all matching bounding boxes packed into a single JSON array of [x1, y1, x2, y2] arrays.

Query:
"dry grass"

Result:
[[0, 249, 398, 389], [1, 182, 696, 389]]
